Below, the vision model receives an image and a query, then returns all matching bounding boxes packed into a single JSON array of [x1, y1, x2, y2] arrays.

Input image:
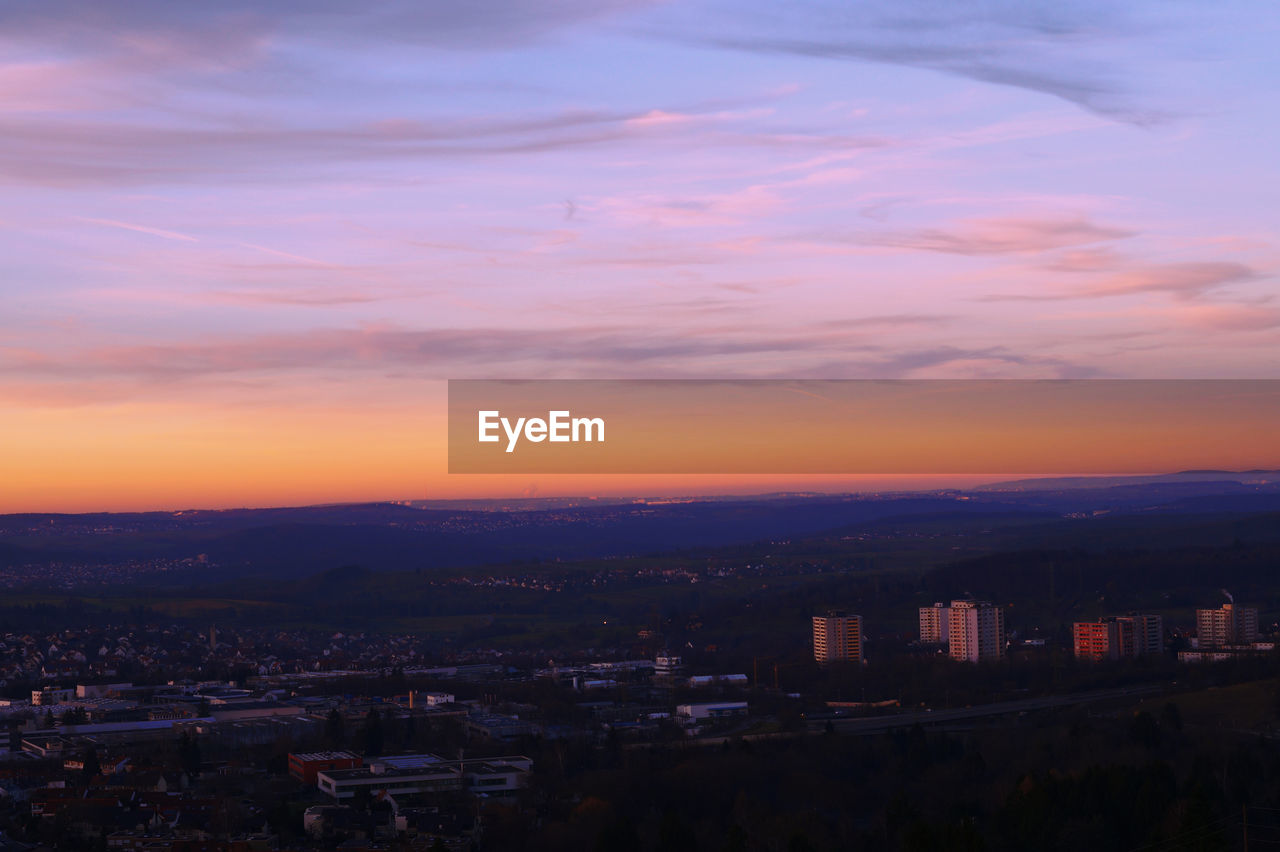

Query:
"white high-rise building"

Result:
[[1196, 604, 1257, 647], [918, 603, 950, 644], [812, 611, 863, 663], [947, 600, 1005, 663], [1117, 614, 1164, 656], [1074, 614, 1163, 661]]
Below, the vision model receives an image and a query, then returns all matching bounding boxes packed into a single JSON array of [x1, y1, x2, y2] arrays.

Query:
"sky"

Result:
[[1, 1, 1277, 511]]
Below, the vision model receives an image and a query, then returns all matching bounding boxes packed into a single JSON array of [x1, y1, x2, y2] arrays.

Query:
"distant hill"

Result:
[[976, 470, 1280, 491], [3, 474, 1280, 580], [0, 495, 1047, 578]]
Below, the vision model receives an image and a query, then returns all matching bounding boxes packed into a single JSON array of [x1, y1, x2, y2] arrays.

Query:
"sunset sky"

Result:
[[2, 1, 1277, 511]]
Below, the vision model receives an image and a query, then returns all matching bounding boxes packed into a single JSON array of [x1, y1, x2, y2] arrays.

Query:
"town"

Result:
[[1, 584, 1277, 850], [2, 481, 1279, 850]]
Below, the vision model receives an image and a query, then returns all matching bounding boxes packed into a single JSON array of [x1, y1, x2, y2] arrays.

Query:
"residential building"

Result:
[[812, 611, 863, 663], [918, 603, 950, 644], [1073, 614, 1163, 661], [1075, 619, 1135, 661], [1196, 603, 1258, 648], [1117, 614, 1164, 656], [1074, 620, 1122, 661], [948, 600, 1005, 663]]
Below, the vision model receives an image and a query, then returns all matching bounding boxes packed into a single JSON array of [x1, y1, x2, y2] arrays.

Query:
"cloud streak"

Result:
[[0, 104, 891, 187], [0, 322, 1101, 390], [851, 216, 1133, 256], [76, 217, 199, 242], [0, 0, 659, 53], [979, 260, 1264, 302], [1084, 262, 1258, 300], [669, 0, 1177, 125]]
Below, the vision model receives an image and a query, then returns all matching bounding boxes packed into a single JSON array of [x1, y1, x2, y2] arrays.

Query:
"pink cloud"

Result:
[[1168, 303, 1280, 331], [624, 109, 696, 128], [1084, 262, 1257, 300], [0, 61, 108, 112], [856, 216, 1133, 255], [1044, 247, 1130, 273], [983, 253, 1265, 303], [587, 185, 783, 228]]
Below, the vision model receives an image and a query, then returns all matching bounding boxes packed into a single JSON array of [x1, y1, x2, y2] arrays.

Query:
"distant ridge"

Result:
[[977, 470, 1280, 492]]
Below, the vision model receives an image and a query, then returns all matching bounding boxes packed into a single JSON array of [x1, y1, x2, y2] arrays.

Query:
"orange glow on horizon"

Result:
[[0, 398, 1007, 513]]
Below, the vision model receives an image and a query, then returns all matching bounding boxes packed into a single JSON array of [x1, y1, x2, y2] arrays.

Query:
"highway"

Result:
[[632, 684, 1167, 749], [809, 683, 1165, 735]]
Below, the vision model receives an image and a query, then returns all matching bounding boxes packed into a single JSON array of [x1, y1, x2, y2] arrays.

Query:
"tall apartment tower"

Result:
[[1073, 614, 1164, 661], [1118, 613, 1164, 656], [1074, 620, 1125, 661], [948, 600, 1005, 663], [918, 603, 951, 644], [812, 611, 863, 664], [1196, 603, 1258, 647]]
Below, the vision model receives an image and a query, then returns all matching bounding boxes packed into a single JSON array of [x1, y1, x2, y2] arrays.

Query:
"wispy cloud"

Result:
[[665, 0, 1178, 125], [75, 217, 199, 242], [201, 288, 396, 307], [0, 322, 1101, 390], [0, 1, 659, 53], [816, 314, 955, 329], [798, 346, 1106, 380], [980, 259, 1263, 302], [586, 185, 784, 228], [851, 216, 1133, 256], [237, 243, 338, 267], [1166, 302, 1280, 331], [1083, 262, 1258, 300], [1, 325, 859, 380], [0, 101, 874, 187]]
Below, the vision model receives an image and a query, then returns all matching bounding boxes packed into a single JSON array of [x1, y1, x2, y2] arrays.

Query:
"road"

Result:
[[810, 683, 1165, 735], [627, 684, 1168, 749]]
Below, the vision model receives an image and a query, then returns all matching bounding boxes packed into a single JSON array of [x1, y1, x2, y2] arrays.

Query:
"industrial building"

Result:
[[315, 754, 531, 803]]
